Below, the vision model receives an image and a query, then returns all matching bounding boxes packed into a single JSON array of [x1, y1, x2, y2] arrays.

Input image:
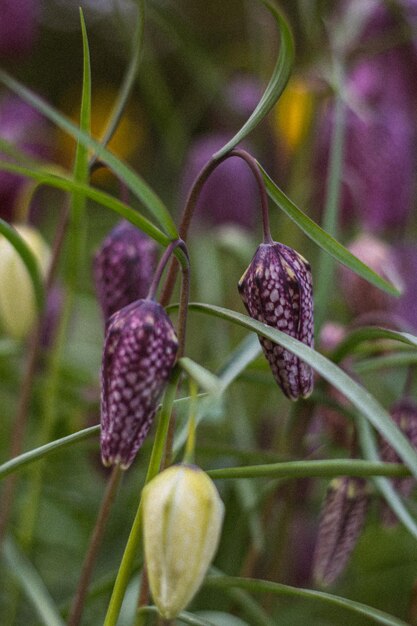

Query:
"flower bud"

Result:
[[379, 399, 417, 526], [100, 299, 178, 469], [340, 234, 402, 316], [93, 220, 157, 324], [313, 477, 369, 586], [0, 224, 50, 339], [238, 242, 314, 400], [142, 464, 224, 619]]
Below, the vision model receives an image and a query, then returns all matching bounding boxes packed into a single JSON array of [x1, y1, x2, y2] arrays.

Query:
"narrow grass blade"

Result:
[[0, 69, 178, 238], [333, 327, 417, 362], [205, 576, 409, 626], [260, 165, 401, 297], [2, 537, 65, 626], [180, 357, 222, 395], [214, 1, 294, 159]]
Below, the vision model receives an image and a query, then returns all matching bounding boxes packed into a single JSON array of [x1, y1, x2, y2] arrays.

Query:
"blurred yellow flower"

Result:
[[273, 77, 314, 152]]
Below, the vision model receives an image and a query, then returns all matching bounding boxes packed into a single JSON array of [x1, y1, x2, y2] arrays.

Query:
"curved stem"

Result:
[[147, 239, 187, 301], [160, 149, 270, 306], [67, 465, 123, 626]]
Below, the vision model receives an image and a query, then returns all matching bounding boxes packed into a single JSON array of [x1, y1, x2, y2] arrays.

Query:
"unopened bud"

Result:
[[142, 464, 224, 619], [0, 224, 50, 339], [238, 242, 314, 400], [313, 477, 369, 586], [100, 299, 178, 469], [93, 220, 157, 324], [379, 399, 417, 526]]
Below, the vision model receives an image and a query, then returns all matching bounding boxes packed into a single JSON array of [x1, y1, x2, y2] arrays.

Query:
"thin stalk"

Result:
[[67, 465, 123, 626], [103, 369, 181, 626], [160, 149, 271, 306], [183, 381, 198, 464], [147, 239, 187, 301], [315, 60, 346, 332]]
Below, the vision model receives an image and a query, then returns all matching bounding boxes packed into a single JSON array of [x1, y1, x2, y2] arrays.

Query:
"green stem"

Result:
[[315, 60, 346, 332], [103, 368, 181, 626]]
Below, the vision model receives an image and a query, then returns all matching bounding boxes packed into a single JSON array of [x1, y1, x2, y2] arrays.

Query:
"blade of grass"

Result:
[[214, 0, 294, 158], [260, 165, 401, 297], [333, 327, 417, 362], [179, 357, 222, 395], [2, 537, 65, 626], [0, 70, 178, 238], [204, 576, 409, 626]]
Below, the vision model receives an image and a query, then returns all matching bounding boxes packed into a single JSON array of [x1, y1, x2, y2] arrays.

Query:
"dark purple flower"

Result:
[[238, 242, 314, 400], [379, 399, 417, 526], [100, 299, 178, 469], [0, 95, 51, 221], [224, 74, 263, 119], [0, 0, 38, 58], [313, 477, 369, 586], [93, 220, 157, 324], [180, 133, 258, 229]]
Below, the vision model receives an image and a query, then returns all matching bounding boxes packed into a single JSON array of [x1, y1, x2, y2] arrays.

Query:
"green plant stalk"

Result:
[[314, 62, 346, 332], [103, 368, 181, 626]]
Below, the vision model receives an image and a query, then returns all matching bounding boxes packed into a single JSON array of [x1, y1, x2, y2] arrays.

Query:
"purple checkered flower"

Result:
[[379, 399, 417, 526], [100, 299, 178, 469], [313, 477, 369, 586], [93, 220, 157, 324], [238, 242, 314, 400]]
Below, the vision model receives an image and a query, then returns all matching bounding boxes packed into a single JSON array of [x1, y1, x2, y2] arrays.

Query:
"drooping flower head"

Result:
[[379, 398, 417, 526], [100, 299, 178, 469], [313, 477, 369, 586], [238, 242, 314, 400], [142, 464, 224, 619], [93, 220, 157, 324]]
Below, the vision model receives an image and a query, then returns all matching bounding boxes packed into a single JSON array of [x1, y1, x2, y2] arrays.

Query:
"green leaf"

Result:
[[0, 70, 178, 238], [138, 606, 216, 626], [260, 165, 401, 297], [67, 8, 91, 288], [356, 415, 417, 541], [208, 459, 407, 481], [187, 303, 417, 481], [0, 425, 99, 481], [213, 1, 294, 159], [354, 352, 417, 373], [2, 537, 66, 626], [179, 357, 222, 395], [333, 327, 417, 362], [0, 218, 45, 312], [205, 576, 409, 626], [96, 0, 145, 152], [0, 160, 189, 268]]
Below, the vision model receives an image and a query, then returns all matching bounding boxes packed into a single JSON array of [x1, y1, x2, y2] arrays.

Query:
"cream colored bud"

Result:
[[142, 464, 224, 619], [0, 225, 50, 339]]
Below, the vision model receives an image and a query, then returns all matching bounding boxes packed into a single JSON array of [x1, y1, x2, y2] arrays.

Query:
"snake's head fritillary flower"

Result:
[[100, 299, 178, 469], [93, 220, 157, 324], [379, 399, 417, 526], [313, 477, 369, 586], [238, 242, 314, 400], [142, 464, 224, 619]]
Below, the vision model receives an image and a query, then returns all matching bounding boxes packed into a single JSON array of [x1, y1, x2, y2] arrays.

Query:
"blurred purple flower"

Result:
[[0, 95, 51, 221], [180, 133, 258, 229], [40, 285, 64, 349], [93, 220, 157, 325], [315, 5, 417, 232], [224, 74, 263, 119], [0, 0, 39, 58]]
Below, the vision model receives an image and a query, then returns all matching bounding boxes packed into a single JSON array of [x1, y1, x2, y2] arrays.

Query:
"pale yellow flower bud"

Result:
[[0, 225, 50, 339], [142, 464, 224, 619]]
